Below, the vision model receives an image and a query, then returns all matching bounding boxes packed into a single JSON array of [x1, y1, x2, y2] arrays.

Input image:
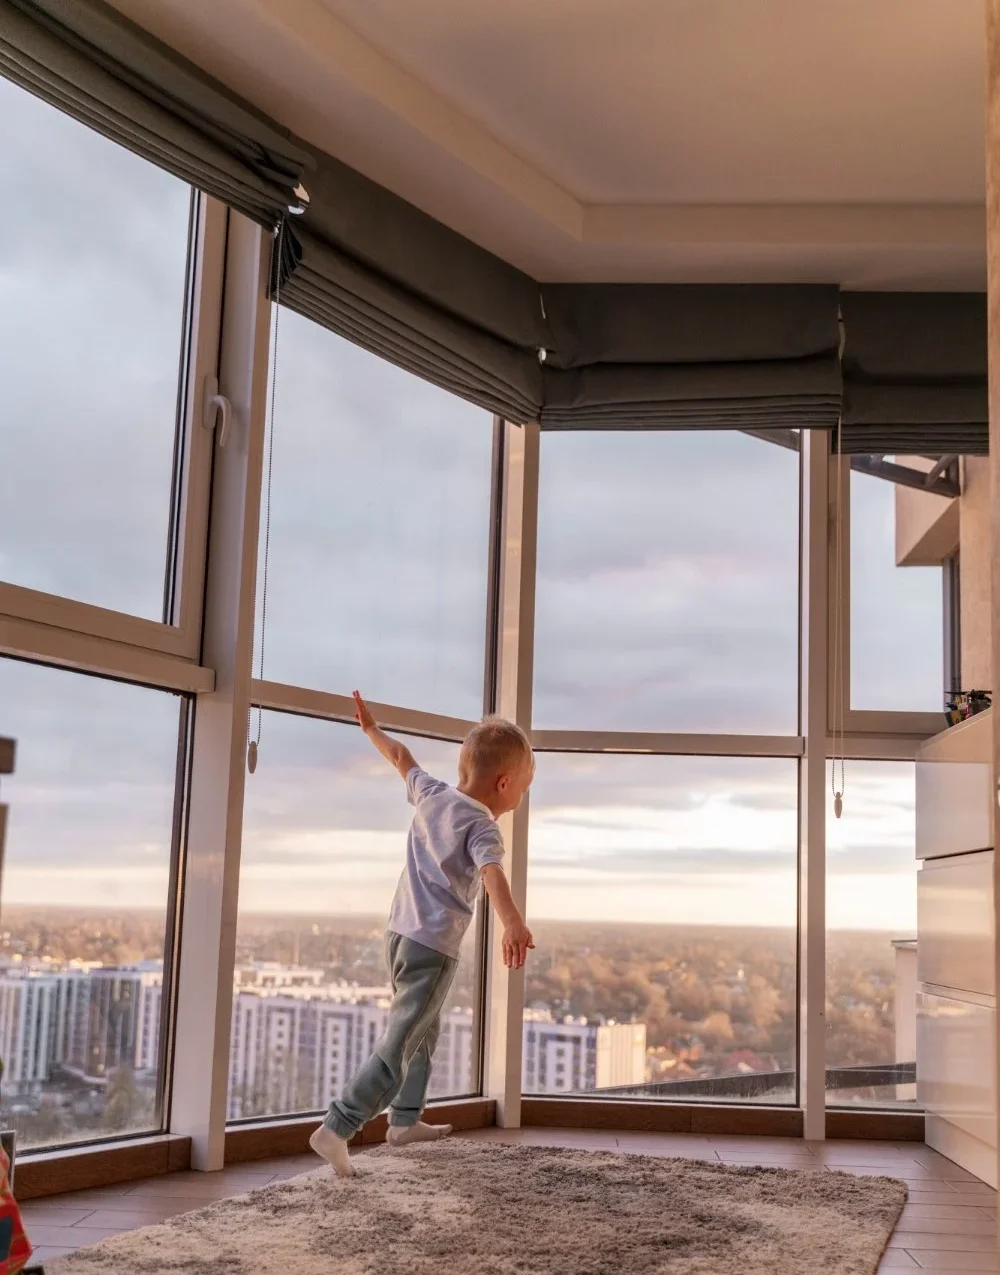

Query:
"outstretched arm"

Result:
[[353, 690, 418, 781], [481, 863, 534, 970]]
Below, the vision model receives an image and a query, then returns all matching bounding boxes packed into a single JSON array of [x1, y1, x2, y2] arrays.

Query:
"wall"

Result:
[[959, 458, 992, 690], [895, 477, 959, 569], [894, 457, 991, 689]]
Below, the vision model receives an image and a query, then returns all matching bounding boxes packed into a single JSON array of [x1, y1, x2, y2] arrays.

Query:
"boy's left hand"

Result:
[[502, 920, 535, 970]]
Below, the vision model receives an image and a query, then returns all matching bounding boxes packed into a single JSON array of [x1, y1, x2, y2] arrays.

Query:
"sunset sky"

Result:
[[1, 77, 941, 937]]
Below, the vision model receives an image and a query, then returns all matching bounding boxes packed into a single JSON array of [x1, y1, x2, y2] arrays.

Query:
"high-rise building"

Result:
[[0, 973, 56, 1094], [228, 992, 390, 1120], [0, 961, 646, 1113], [0, 962, 164, 1092], [427, 1007, 476, 1099], [522, 1009, 647, 1094]]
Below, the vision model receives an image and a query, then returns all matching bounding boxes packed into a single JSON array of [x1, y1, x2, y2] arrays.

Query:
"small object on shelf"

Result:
[[945, 689, 992, 727]]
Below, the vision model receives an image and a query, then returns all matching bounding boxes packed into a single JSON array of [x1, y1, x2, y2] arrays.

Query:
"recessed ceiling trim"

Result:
[[114, 0, 584, 237], [585, 203, 985, 249]]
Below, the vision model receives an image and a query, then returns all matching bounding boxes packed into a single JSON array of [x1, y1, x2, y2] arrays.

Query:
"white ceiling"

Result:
[[115, 0, 987, 286], [319, 0, 986, 205]]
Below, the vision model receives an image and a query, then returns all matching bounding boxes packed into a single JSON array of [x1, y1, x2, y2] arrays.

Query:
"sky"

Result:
[[0, 78, 943, 938]]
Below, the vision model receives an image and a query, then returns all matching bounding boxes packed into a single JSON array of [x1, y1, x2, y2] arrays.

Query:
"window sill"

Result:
[[15, 1133, 191, 1201]]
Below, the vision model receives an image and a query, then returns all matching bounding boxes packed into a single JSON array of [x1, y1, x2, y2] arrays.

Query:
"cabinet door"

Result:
[[916, 714, 992, 860], [918, 991, 996, 1148], [918, 852, 994, 997]]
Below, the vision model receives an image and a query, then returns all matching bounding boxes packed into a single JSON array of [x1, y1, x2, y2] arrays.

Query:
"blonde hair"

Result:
[[459, 716, 533, 783]]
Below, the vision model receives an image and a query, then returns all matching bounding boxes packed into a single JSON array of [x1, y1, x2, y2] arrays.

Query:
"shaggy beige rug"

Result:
[[47, 1141, 907, 1275]]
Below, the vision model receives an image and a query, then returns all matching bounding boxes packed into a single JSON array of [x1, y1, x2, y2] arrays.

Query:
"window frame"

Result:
[[0, 192, 226, 664], [827, 456, 946, 742], [0, 657, 193, 1154], [519, 428, 807, 1109], [223, 412, 507, 1128]]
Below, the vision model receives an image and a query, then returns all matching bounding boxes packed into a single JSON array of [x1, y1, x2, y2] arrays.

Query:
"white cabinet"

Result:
[[915, 710, 996, 1186]]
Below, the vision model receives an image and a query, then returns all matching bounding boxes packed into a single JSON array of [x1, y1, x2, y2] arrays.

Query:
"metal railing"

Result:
[[595, 1061, 916, 1101]]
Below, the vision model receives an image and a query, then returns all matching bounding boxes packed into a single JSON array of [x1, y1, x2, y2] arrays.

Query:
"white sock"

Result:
[[387, 1121, 452, 1147], [309, 1124, 354, 1177]]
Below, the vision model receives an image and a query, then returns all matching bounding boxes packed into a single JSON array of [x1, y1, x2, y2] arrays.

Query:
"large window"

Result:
[[0, 659, 184, 1149], [826, 761, 918, 1108], [523, 754, 799, 1102], [232, 713, 480, 1121], [533, 431, 800, 734], [850, 471, 943, 713], [256, 313, 495, 720], [0, 79, 195, 621]]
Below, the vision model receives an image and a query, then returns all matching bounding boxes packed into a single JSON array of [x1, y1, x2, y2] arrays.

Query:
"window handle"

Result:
[[203, 375, 233, 447]]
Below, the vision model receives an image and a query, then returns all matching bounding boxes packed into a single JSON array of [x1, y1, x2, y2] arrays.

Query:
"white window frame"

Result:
[[213, 397, 508, 1139], [0, 193, 227, 665], [0, 195, 231, 1161], [828, 455, 946, 743], [511, 427, 812, 1118]]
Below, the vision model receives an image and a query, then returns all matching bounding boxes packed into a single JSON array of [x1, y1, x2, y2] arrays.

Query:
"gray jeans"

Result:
[[323, 931, 458, 1139]]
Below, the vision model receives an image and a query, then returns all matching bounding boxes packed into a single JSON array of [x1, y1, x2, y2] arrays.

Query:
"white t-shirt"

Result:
[[387, 768, 505, 959]]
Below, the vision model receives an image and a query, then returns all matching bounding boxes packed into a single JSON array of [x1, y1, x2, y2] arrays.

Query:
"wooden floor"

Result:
[[21, 1128, 997, 1272]]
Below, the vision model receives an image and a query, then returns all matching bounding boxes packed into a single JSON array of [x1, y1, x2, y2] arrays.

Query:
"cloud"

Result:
[[0, 79, 190, 619], [0, 77, 933, 926]]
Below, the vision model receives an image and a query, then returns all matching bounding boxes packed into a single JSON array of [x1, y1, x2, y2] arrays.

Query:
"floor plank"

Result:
[[878, 1253, 920, 1270], [904, 1252, 999, 1272]]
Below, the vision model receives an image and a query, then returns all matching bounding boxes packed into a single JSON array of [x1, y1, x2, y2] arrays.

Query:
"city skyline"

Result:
[[0, 906, 908, 1148]]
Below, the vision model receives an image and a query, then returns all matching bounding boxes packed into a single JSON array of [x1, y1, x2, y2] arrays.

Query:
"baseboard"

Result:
[[520, 1099, 804, 1137], [825, 1109, 925, 1142], [14, 1134, 191, 1201], [9, 1098, 925, 1200], [520, 1098, 925, 1142], [224, 1098, 495, 1165], [925, 1112, 996, 1186]]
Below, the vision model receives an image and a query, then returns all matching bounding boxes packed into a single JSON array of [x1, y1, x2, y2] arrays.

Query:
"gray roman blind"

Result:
[[539, 284, 842, 429], [23, 0, 985, 444], [0, 0, 312, 232], [276, 150, 547, 423], [840, 292, 988, 454], [1, 0, 845, 432], [276, 145, 843, 428]]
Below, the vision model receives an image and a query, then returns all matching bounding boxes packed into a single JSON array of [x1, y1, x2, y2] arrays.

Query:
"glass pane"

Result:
[[0, 80, 191, 619], [232, 713, 478, 1121], [826, 761, 918, 1108], [258, 313, 493, 718], [533, 431, 800, 733], [524, 754, 799, 1101], [850, 471, 943, 712], [0, 659, 182, 1150]]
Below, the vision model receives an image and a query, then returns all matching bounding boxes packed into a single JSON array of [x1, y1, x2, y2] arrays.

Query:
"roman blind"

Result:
[[277, 144, 843, 427], [0, 0, 312, 232], [275, 148, 547, 422], [840, 292, 988, 455], [538, 284, 842, 429], [10, 0, 985, 449]]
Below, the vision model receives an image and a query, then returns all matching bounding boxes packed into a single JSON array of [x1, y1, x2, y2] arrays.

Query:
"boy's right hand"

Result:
[[502, 920, 535, 970], [353, 690, 376, 733]]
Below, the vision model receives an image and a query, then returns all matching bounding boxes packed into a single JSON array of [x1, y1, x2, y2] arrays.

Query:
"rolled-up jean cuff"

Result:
[[322, 1108, 356, 1140]]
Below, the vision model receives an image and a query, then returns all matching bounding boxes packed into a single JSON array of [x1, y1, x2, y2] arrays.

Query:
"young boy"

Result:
[[309, 691, 535, 1177]]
